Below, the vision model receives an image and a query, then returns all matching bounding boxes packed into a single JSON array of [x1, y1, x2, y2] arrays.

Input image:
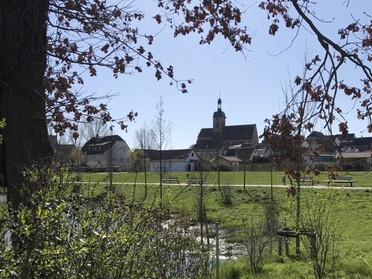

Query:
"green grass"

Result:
[[71, 170, 372, 278], [78, 170, 372, 186]]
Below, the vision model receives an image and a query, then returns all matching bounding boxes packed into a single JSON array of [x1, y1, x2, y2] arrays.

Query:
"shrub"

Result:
[[0, 171, 210, 278]]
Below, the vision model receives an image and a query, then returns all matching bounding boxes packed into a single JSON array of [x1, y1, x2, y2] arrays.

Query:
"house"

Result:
[[218, 156, 242, 171], [303, 131, 372, 170], [250, 143, 274, 162], [81, 135, 131, 171], [140, 149, 200, 172], [194, 98, 259, 150], [48, 135, 76, 165]]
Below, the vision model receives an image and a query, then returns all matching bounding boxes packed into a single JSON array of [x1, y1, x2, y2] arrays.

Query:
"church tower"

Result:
[[213, 97, 226, 135]]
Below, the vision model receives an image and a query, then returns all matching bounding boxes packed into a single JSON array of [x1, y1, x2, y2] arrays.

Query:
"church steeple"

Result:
[[213, 97, 226, 134]]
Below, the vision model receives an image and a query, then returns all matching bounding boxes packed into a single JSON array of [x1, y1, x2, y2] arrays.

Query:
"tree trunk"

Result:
[[0, 0, 52, 210]]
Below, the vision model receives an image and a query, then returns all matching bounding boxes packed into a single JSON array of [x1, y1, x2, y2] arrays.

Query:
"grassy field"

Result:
[[74, 170, 372, 278], [79, 170, 372, 187]]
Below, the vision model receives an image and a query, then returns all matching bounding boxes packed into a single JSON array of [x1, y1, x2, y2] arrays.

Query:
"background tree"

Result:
[[0, 0, 174, 209], [135, 122, 156, 199], [0, 0, 52, 210], [152, 96, 172, 207], [158, 0, 371, 134], [82, 119, 111, 143]]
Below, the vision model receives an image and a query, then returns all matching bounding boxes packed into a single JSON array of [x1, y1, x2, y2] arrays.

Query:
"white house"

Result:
[[219, 156, 242, 171], [142, 149, 200, 172], [81, 135, 131, 171], [250, 144, 274, 161]]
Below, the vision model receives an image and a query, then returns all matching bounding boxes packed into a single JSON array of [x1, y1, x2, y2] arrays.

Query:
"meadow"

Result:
[[76, 170, 372, 278]]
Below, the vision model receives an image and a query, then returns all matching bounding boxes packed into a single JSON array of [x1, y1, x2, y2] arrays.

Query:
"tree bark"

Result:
[[0, 0, 52, 210]]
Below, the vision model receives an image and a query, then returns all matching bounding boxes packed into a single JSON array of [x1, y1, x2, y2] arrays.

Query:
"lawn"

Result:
[[74, 170, 372, 278], [79, 170, 372, 186]]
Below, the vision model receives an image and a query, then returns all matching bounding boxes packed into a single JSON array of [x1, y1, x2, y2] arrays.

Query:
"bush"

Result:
[[221, 186, 233, 205], [0, 171, 210, 278], [220, 259, 244, 279]]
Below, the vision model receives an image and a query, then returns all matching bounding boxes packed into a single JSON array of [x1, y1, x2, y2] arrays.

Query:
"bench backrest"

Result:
[[337, 176, 352, 181]]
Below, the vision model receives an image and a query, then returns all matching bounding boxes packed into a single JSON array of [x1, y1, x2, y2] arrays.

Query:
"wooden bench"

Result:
[[162, 177, 180, 184], [324, 176, 354, 187], [187, 176, 205, 185], [300, 176, 314, 185]]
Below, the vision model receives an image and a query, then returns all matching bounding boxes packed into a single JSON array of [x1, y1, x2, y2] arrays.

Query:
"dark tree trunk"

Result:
[[0, 0, 52, 210]]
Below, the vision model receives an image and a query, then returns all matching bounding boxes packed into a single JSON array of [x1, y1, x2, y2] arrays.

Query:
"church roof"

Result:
[[224, 125, 256, 141], [195, 124, 257, 149]]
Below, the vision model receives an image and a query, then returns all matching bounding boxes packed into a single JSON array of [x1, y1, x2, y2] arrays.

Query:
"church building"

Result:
[[194, 98, 259, 150]]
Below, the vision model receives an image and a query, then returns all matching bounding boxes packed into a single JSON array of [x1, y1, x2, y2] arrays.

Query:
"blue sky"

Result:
[[76, 1, 371, 149]]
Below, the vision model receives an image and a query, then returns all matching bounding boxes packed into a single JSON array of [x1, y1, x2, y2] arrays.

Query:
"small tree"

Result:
[[301, 190, 342, 279], [152, 96, 172, 208], [242, 222, 268, 275], [135, 122, 156, 199]]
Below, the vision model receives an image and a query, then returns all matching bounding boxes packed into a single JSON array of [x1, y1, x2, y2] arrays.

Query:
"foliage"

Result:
[[221, 185, 233, 205], [219, 258, 245, 279], [41, 0, 372, 139], [242, 224, 268, 275], [300, 190, 342, 279], [0, 173, 210, 278], [258, 0, 372, 134]]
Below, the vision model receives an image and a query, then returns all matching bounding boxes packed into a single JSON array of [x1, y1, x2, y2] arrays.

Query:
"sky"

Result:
[[72, 0, 371, 149]]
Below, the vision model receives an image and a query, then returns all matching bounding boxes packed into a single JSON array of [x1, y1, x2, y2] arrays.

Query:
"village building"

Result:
[[81, 135, 131, 171], [303, 131, 372, 170], [218, 155, 242, 171], [137, 149, 200, 173], [48, 135, 76, 165], [194, 98, 259, 150]]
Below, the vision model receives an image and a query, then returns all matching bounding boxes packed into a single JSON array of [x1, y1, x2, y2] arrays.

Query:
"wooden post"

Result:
[[216, 222, 220, 279], [285, 237, 289, 256]]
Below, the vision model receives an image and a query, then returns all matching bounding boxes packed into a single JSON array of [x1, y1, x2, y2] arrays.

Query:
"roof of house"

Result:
[[220, 156, 242, 163], [306, 131, 372, 153], [142, 149, 197, 161], [82, 135, 125, 155]]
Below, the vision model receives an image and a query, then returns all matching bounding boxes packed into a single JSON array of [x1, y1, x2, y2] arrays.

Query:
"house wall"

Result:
[[150, 160, 198, 172], [219, 159, 240, 171], [82, 141, 131, 171], [149, 151, 200, 172]]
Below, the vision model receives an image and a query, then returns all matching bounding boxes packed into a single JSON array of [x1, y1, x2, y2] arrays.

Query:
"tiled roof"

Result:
[[220, 156, 242, 163], [224, 125, 256, 141], [195, 124, 257, 149], [142, 149, 196, 161], [82, 135, 125, 154]]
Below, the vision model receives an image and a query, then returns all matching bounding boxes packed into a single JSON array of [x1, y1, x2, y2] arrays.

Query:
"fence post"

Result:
[[216, 222, 220, 279]]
